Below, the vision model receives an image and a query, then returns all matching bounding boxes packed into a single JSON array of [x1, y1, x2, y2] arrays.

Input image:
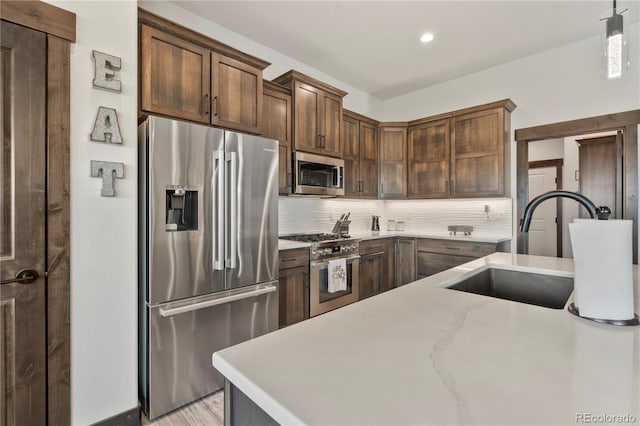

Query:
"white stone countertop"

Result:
[[213, 253, 640, 425], [350, 230, 512, 244], [278, 240, 311, 250], [279, 232, 511, 250]]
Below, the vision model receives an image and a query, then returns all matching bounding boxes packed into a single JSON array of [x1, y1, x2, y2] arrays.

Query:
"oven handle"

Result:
[[310, 254, 360, 268]]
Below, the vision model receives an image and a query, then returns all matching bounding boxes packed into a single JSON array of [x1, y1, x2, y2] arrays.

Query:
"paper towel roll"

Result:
[[568, 219, 635, 321]]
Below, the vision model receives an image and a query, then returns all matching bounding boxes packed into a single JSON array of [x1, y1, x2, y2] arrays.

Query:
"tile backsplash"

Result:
[[279, 197, 512, 237]]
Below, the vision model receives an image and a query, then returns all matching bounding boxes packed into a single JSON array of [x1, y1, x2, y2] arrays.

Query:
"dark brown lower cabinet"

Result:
[[278, 248, 309, 328], [395, 238, 417, 286], [359, 239, 395, 300], [359, 250, 384, 300], [416, 238, 508, 279]]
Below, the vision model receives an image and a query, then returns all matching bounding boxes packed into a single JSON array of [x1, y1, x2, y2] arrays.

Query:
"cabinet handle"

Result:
[[381, 183, 384, 194], [445, 180, 449, 193], [444, 246, 461, 251], [317, 134, 322, 148], [322, 135, 326, 149], [287, 172, 292, 187], [213, 96, 218, 116], [204, 94, 209, 115]]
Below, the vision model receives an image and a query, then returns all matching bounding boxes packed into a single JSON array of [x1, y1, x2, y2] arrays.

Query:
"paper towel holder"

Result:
[[567, 303, 639, 326]]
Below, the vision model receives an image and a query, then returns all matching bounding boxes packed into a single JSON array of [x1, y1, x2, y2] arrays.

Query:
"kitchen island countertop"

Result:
[[214, 253, 640, 425]]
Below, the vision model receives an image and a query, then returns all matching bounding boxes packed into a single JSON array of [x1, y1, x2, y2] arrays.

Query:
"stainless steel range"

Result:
[[280, 234, 360, 316]]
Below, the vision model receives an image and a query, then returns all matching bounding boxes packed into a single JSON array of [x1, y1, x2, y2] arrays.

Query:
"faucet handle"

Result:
[[596, 206, 612, 220]]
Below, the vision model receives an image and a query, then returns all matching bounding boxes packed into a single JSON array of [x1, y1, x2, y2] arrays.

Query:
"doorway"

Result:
[[515, 110, 640, 263], [527, 160, 562, 257]]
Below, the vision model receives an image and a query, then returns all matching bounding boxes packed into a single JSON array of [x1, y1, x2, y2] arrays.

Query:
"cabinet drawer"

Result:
[[417, 252, 475, 277], [279, 248, 309, 269], [359, 239, 387, 256], [417, 238, 496, 257]]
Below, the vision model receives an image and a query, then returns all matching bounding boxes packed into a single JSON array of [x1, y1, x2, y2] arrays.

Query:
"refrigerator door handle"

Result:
[[227, 152, 238, 269], [158, 284, 277, 317], [213, 151, 225, 270]]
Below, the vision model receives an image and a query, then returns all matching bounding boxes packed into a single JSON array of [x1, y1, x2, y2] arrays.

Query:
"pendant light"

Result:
[[602, 0, 629, 79]]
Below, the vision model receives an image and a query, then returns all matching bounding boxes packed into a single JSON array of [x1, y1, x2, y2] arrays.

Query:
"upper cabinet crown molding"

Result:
[[408, 98, 516, 127], [272, 70, 348, 98], [138, 8, 270, 70]]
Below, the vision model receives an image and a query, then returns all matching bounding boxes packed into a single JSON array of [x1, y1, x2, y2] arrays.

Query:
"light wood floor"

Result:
[[142, 391, 224, 426]]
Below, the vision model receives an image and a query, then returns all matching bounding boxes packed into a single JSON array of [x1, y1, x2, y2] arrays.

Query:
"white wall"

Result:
[[46, 1, 139, 424], [137, 1, 385, 120], [383, 24, 640, 249], [528, 139, 564, 162]]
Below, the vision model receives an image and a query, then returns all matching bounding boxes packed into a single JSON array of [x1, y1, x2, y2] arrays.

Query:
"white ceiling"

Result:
[[170, 1, 639, 100]]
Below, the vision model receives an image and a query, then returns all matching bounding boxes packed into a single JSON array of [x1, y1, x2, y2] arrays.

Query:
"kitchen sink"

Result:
[[445, 268, 574, 309]]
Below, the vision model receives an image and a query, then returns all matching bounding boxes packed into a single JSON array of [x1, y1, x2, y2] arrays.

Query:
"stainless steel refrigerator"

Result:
[[138, 116, 279, 420]]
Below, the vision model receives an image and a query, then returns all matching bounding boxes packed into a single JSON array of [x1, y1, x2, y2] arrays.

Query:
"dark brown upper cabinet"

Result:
[[263, 81, 292, 195], [273, 70, 347, 158], [140, 24, 211, 124], [408, 119, 450, 199], [139, 9, 270, 134], [342, 110, 379, 198], [378, 123, 408, 199], [211, 53, 263, 134], [407, 99, 516, 199]]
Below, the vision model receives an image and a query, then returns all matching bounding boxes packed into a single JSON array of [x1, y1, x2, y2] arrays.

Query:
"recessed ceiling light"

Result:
[[420, 33, 434, 43]]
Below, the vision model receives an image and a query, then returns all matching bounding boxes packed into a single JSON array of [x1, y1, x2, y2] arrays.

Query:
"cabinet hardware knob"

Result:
[[213, 96, 218, 116], [204, 94, 209, 115]]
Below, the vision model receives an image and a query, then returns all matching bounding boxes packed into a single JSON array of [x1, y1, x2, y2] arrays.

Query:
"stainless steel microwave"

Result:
[[293, 151, 344, 196]]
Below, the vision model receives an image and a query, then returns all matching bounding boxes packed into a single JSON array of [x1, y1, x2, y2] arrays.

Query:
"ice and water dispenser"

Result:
[[165, 186, 198, 231]]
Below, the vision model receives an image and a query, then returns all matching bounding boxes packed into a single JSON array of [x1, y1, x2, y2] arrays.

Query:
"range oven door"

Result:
[[309, 254, 359, 316], [293, 151, 344, 196]]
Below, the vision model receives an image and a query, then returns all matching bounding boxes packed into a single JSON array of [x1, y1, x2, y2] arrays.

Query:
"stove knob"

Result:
[[311, 250, 317, 257]]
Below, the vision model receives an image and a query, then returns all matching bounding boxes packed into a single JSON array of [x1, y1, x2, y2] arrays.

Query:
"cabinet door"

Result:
[[379, 125, 407, 199], [293, 81, 321, 153], [211, 52, 263, 134], [321, 92, 342, 157], [359, 122, 378, 199], [408, 120, 449, 199], [395, 238, 416, 286], [342, 115, 360, 197], [417, 252, 474, 277], [382, 239, 396, 292], [140, 24, 210, 124], [263, 87, 292, 194], [578, 135, 620, 218], [450, 108, 504, 197], [278, 266, 309, 328], [359, 252, 384, 300]]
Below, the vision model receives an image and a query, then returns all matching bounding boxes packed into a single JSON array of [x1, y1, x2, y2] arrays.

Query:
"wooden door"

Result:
[[212, 52, 263, 134], [408, 120, 450, 199], [395, 238, 416, 286], [451, 108, 505, 197], [379, 125, 407, 199], [528, 166, 558, 257], [577, 135, 620, 219], [263, 85, 291, 194], [278, 266, 309, 328], [140, 24, 210, 124], [293, 81, 321, 153], [1, 21, 47, 426], [359, 122, 378, 198], [321, 92, 342, 157], [342, 115, 360, 197]]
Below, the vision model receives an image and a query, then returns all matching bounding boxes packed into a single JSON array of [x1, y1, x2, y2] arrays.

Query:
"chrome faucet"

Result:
[[520, 190, 611, 232]]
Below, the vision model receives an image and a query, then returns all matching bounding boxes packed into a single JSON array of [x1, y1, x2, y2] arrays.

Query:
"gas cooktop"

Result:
[[280, 233, 351, 243]]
